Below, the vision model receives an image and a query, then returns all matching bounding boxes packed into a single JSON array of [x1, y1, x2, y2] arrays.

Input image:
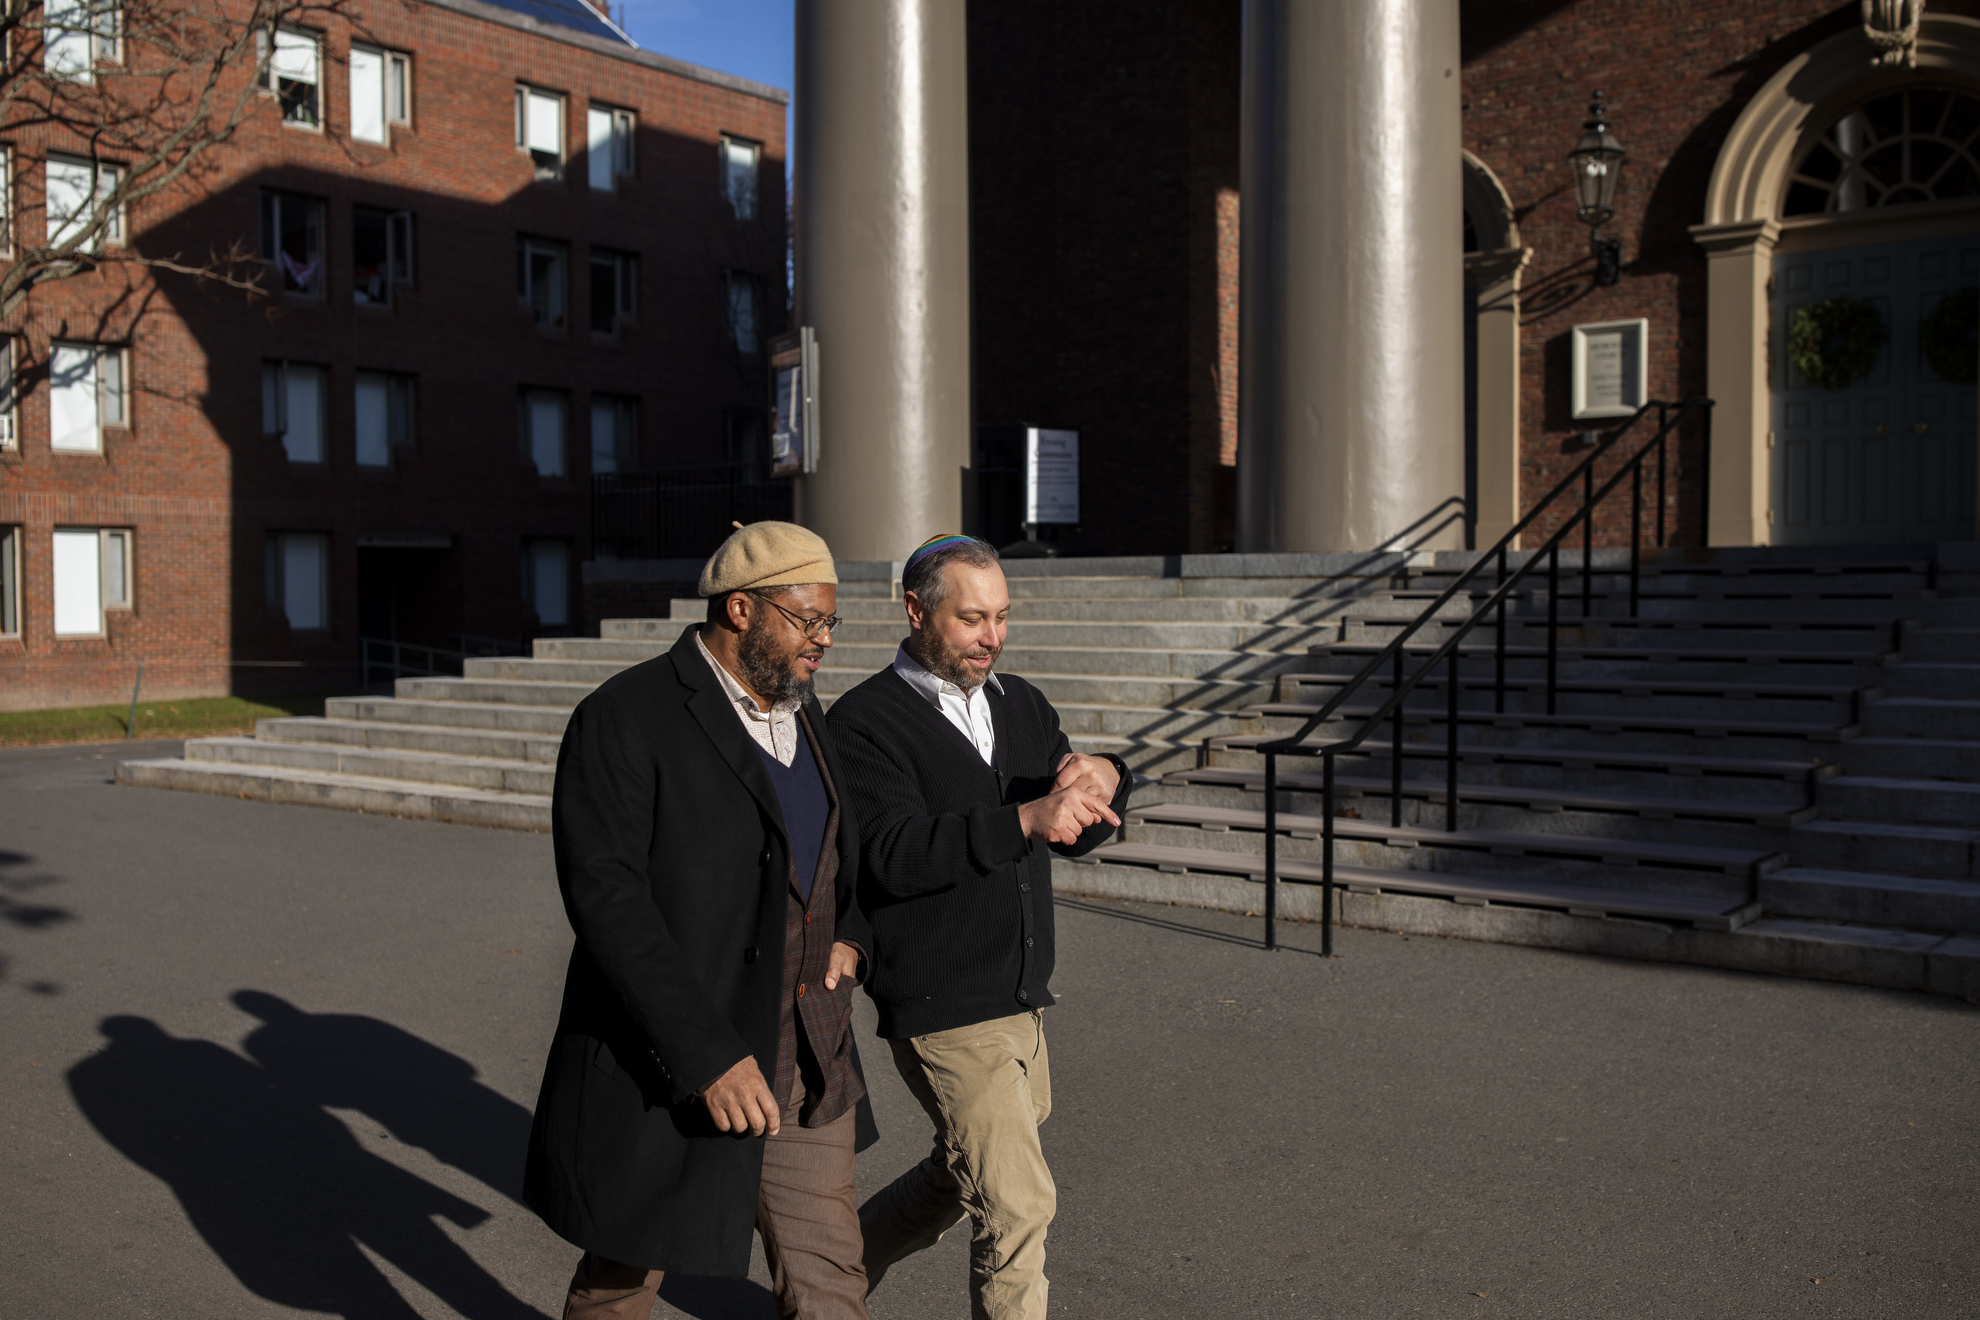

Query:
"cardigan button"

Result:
[[1017, 989, 1030, 1003], [744, 946, 758, 964], [1019, 882, 1030, 893]]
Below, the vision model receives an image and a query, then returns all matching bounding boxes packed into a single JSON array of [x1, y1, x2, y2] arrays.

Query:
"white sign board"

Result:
[[1024, 428, 1079, 525], [1571, 318, 1648, 419]]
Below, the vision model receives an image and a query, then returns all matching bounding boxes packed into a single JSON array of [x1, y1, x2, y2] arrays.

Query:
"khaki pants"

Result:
[[859, 1010, 1054, 1320], [561, 1084, 868, 1320]]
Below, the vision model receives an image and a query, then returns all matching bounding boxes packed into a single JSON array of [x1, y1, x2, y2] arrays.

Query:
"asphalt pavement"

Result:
[[2, 739, 1976, 1318]]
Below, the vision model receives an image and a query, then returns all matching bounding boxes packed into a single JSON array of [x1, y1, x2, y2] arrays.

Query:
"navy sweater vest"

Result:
[[759, 720, 830, 900]]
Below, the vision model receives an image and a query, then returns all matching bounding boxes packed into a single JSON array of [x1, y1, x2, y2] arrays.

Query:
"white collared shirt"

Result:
[[695, 628, 802, 766], [893, 642, 1001, 765]]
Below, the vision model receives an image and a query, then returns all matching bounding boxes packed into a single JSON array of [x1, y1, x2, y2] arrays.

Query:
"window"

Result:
[[589, 247, 635, 336], [49, 342, 126, 452], [353, 205, 412, 304], [0, 149, 12, 257], [261, 361, 326, 463], [591, 394, 635, 473], [515, 86, 564, 179], [46, 154, 122, 250], [257, 27, 322, 128], [1786, 88, 1980, 216], [349, 44, 410, 144], [720, 135, 758, 220], [354, 371, 413, 467], [520, 389, 565, 477], [52, 527, 129, 636], [586, 104, 634, 190], [517, 237, 566, 328], [0, 339, 16, 449], [726, 271, 762, 356], [44, 0, 118, 82], [265, 531, 328, 630], [522, 539, 570, 626], [0, 526, 18, 636], [259, 190, 323, 295]]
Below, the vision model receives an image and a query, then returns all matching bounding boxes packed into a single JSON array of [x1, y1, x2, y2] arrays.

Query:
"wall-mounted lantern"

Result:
[[1568, 91, 1627, 286]]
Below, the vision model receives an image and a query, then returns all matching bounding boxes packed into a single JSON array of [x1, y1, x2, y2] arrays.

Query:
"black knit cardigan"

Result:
[[826, 666, 1131, 1038]]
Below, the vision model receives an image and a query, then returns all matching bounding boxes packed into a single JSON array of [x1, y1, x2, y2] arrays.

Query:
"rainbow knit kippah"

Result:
[[905, 533, 980, 572]]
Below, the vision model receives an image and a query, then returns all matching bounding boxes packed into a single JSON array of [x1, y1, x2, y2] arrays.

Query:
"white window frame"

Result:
[[265, 530, 329, 630], [0, 525, 20, 637], [0, 148, 13, 258], [352, 205, 413, 305], [257, 26, 323, 130], [46, 153, 123, 251], [259, 189, 324, 296], [387, 51, 412, 125], [590, 394, 635, 474], [517, 236, 566, 329], [520, 388, 566, 477], [49, 341, 127, 452], [720, 134, 759, 221], [589, 246, 635, 337], [261, 359, 327, 464], [353, 370, 413, 467], [349, 44, 411, 145], [0, 338, 16, 450], [515, 85, 564, 180], [586, 103, 634, 191], [521, 538, 570, 627], [44, 0, 119, 82]]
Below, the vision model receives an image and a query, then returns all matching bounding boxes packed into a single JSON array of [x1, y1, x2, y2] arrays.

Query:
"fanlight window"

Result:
[[1785, 88, 1980, 215]]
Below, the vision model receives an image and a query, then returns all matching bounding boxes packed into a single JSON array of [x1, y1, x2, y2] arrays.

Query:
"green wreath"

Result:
[[1788, 296, 1887, 390], [1921, 286, 1979, 384]]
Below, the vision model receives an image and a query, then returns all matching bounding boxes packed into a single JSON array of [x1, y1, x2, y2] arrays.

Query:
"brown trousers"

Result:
[[561, 1083, 868, 1320], [858, 1010, 1055, 1320]]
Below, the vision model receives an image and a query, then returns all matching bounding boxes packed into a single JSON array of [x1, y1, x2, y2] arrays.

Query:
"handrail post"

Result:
[[1629, 462, 1643, 619], [1581, 463, 1594, 618], [1494, 545, 1507, 714], [1391, 645, 1405, 827], [1446, 646, 1460, 831], [1547, 544, 1560, 715], [1263, 751, 1279, 952], [1321, 751, 1335, 957]]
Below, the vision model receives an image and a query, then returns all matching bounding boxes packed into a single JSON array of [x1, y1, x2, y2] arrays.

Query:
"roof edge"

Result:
[[416, 0, 791, 105]]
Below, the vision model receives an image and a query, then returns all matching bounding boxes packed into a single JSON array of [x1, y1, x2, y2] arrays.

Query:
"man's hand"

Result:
[[1053, 752, 1122, 803], [1018, 785, 1121, 846], [699, 1055, 780, 1137], [824, 940, 862, 991]]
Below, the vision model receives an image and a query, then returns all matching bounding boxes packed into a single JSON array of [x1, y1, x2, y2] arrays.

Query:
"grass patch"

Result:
[[0, 691, 346, 747]]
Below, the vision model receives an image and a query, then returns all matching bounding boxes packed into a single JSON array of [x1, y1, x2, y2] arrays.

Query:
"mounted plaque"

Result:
[[1571, 318, 1648, 420], [768, 327, 818, 476]]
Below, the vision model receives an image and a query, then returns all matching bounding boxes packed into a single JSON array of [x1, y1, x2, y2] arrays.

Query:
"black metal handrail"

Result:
[[361, 634, 525, 687], [592, 463, 794, 561], [1258, 397, 1714, 953]]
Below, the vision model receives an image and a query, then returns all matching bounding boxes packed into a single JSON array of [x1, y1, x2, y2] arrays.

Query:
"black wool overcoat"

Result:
[[523, 628, 877, 1276]]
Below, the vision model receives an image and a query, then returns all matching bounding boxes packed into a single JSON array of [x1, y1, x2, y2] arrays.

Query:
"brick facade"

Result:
[[0, 0, 785, 710]]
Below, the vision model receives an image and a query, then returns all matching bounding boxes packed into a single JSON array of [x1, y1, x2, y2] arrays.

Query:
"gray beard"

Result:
[[738, 621, 814, 707], [912, 632, 995, 690]]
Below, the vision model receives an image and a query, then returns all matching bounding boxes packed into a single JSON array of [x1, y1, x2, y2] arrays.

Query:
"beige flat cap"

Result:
[[699, 520, 839, 596]]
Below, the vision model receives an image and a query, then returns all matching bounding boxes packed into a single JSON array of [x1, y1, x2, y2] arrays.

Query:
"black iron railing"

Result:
[[592, 464, 794, 561], [1258, 397, 1714, 953], [361, 634, 524, 687]]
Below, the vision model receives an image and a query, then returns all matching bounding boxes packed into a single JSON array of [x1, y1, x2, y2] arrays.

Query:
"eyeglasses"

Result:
[[756, 594, 841, 640]]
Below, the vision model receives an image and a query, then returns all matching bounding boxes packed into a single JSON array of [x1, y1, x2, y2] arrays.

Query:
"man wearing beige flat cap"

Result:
[[525, 520, 879, 1320]]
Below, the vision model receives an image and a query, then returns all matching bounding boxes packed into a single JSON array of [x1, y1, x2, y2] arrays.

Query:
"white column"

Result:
[[1237, 0, 1466, 553], [1691, 219, 1780, 547]]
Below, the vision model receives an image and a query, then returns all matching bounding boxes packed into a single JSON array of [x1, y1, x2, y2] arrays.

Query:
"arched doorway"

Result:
[[1694, 15, 1980, 547], [1463, 151, 1530, 549]]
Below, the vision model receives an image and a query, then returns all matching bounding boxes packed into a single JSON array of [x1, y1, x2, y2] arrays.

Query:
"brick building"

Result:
[[0, 0, 786, 710], [963, 0, 1980, 556]]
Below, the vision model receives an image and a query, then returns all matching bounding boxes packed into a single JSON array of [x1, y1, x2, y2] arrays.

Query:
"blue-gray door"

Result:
[[1771, 235, 1978, 545]]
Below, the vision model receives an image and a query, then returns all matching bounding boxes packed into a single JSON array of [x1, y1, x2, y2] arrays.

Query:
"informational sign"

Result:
[[1571, 318, 1648, 419], [768, 327, 819, 476], [1024, 428, 1079, 525]]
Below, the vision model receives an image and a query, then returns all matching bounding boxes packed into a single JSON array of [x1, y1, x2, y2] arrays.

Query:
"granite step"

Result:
[[1760, 866, 1980, 932], [1818, 775, 1980, 828], [1227, 703, 1860, 748], [1859, 698, 1980, 740], [324, 696, 574, 734], [188, 735, 554, 794], [1201, 736, 1834, 790], [1832, 736, 1980, 780], [1791, 819, 1979, 880], [256, 716, 563, 763], [113, 757, 551, 830]]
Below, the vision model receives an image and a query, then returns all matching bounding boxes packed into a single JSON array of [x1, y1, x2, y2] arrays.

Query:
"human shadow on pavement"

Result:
[[232, 990, 533, 1206], [68, 1014, 549, 1320], [1055, 896, 1330, 957]]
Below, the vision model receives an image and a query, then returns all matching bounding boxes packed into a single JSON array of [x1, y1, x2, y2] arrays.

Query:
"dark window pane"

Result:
[[353, 207, 389, 304], [1783, 181, 1829, 216], [1911, 139, 1954, 189], [1936, 157, 1980, 199], [1799, 143, 1842, 183], [1914, 88, 1950, 136], [1948, 95, 1980, 144], [1862, 143, 1905, 188], [1864, 92, 1905, 140], [1883, 184, 1932, 206], [590, 257, 617, 334]]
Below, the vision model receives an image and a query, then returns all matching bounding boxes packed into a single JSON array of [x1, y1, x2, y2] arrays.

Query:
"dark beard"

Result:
[[737, 618, 814, 706], [914, 631, 1000, 690]]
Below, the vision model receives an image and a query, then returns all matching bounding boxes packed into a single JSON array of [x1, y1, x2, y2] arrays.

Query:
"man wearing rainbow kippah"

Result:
[[827, 533, 1132, 1320]]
